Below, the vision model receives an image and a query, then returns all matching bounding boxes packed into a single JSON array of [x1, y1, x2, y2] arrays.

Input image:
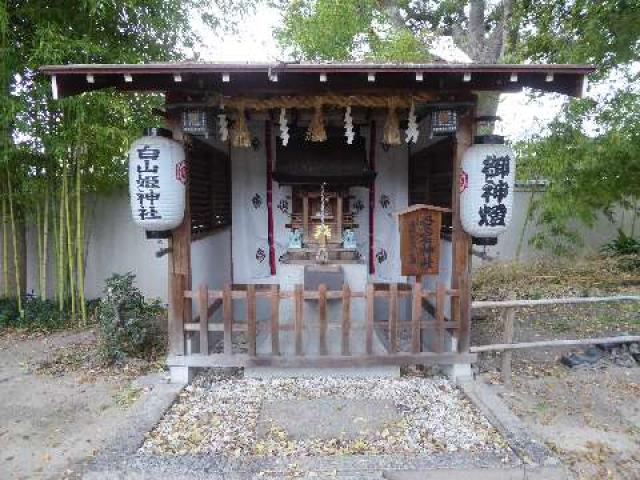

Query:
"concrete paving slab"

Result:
[[257, 398, 399, 440], [383, 465, 570, 480]]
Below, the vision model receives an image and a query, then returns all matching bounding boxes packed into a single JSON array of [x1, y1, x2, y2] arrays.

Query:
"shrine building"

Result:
[[40, 62, 593, 382]]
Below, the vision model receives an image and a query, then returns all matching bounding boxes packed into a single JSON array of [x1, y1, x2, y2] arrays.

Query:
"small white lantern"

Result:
[[128, 128, 186, 233], [460, 136, 516, 238]]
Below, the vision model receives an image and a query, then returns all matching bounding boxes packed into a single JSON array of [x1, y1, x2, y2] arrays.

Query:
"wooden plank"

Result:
[[435, 282, 446, 354], [341, 283, 351, 356], [318, 283, 328, 355], [247, 284, 257, 357], [366, 283, 374, 355], [294, 284, 304, 356], [451, 109, 473, 352], [302, 193, 309, 243], [411, 282, 422, 353], [168, 352, 478, 368], [471, 335, 640, 353], [198, 284, 209, 355], [501, 306, 515, 386], [223, 284, 233, 355], [473, 295, 640, 309], [457, 273, 471, 353], [168, 273, 186, 355], [398, 207, 442, 276], [336, 195, 343, 238], [270, 284, 280, 355], [389, 283, 398, 353]]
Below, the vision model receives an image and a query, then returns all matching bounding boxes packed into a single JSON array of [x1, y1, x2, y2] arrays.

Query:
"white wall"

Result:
[[83, 193, 169, 302], [22, 192, 233, 306], [191, 229, 232, 291], [473, 186, 638, 267]]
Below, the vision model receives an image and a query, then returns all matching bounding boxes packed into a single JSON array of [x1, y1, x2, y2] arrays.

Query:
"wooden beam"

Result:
[[167, 352, 478, 368], [451, 105, 474, 353], [294, 284, 304, 355], [389, 283, 398, 353], [270, 284, 280, 355], [411, 282, 422, 353], [167, 114, 191, 356], [247, 284, 257, 356], [435, 282, 446, 354], [365, 283, 374, 354], [318, 283, 328, 355], [473, 295, 640, 309], [223, 285, 233, 355], [341, 283, 351, 356], [471, 335, 640, 353], [198, 284, 209, 355], [501, 305, 515, 386]]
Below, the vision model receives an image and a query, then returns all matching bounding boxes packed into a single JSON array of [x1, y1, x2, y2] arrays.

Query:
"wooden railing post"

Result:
[[341, 283, 351, 356], [365, 284, 374, 354], [457, 273, 471, 353], [389, 283, 398, 353], [436, 282, 446, 354], [222, 284, 233, 355], [318, 283, 328, 355], [198, 284, 209, 355], [501, 306, 515, 386], [247, 284, 257, 357], [270, 284, 280, 355], [294, 284, 304, 356], [411, 282, 422, 353]]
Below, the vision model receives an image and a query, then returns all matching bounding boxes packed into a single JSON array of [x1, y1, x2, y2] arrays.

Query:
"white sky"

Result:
[[192, 5, 569, 141]]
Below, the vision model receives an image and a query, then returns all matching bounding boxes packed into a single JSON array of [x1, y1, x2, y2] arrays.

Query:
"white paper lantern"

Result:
[[128, 128, 186, 232], [460, 138, 516, 237]]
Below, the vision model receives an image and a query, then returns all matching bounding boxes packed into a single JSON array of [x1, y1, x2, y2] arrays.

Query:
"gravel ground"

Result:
[[488, 365, 640, 479], [141, 371, 509, 458]]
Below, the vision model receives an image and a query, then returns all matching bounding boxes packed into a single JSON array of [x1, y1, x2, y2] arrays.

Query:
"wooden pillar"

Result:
[[302, 193, 309, 244], [451, 107, 474, 354], [167, 115, 191, 357]]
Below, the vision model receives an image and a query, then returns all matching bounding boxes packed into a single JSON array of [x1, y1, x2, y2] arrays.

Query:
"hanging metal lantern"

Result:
[[128, 127, 186, 234], [460, 135, 515, 238], [431, 109, 457, 135], [182, 108, 209, 136]]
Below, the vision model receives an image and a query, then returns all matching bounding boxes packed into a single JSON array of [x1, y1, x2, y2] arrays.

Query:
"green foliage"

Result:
[[96, 273, 165, 363], [0, 296, 72, 331], [274, 0, 432, 61], [517, 83, 640, 255], [515, 1, 640, 77], [602, 230, 640, 257]]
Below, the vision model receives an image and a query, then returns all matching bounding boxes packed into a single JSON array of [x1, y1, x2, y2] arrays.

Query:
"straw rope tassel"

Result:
[[306, 99, 327, 142], [231, 103, 251, 148], [383, 98, 401, 145]]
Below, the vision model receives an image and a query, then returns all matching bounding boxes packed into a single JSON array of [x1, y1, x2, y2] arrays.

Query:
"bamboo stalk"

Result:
[[41, 187, 49, 300], [6, 172, 22, 316], [75, 158, 86, 325], [36, 202, 42, 297], [2, 196, 7, 296], [63, 169, 76, 321], [54, 189, 65, 308]]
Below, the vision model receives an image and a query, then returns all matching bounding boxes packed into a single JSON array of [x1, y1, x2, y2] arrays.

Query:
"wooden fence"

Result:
[[471, 295, 640, 385], [170, 276, 475, 369]]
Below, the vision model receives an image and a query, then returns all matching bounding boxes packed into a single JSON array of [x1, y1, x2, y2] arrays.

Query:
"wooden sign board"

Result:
[[396, 205, 449, 277]]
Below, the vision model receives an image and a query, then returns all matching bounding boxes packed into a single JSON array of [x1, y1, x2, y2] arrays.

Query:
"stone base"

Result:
[[169, 366, 197, 384], [442, 363, 473, 384], [245, 365, 401, 379]]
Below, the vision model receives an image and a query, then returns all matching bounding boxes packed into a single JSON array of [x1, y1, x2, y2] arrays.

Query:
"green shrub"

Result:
[[96, 272, 166, 363], [0, 297, 20, 329], [601, 229, 640, 256], [0, 296, 71, 331]]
